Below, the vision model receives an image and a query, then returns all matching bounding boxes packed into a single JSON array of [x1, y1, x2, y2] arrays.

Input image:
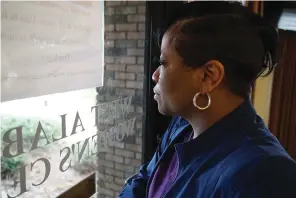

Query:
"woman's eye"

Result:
[[159, 60, 166, 66], [153, 57, 166, 67]]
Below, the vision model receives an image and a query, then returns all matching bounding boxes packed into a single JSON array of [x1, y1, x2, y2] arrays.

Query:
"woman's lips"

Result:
[[154, 94, 160, 100]]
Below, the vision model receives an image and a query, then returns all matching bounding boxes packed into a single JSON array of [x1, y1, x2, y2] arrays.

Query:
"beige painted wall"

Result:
[[253, 71, 274, 126]]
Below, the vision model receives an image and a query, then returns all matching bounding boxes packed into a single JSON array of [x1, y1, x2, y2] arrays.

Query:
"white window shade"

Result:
[[1, 1, 104, 102], [278, 9, 296, 31]]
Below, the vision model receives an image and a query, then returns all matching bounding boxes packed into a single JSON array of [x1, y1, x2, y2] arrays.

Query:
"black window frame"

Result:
[[142, 1, 184, 164]]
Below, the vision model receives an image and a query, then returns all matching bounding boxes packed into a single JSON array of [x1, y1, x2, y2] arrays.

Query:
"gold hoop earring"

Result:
[[193, 92, 211, 110]]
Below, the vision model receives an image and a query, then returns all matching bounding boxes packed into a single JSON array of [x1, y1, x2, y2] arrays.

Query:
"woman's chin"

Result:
[[155, 97, 171, 115], [157, 103, 171, 116], [156, 103, 164, 114]]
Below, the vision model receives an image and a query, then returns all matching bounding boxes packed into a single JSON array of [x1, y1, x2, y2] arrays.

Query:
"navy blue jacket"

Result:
[[118, 100, 296, 198]]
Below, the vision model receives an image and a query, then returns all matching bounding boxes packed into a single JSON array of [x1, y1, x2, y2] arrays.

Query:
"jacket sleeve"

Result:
[[117, 116, 179, 198]]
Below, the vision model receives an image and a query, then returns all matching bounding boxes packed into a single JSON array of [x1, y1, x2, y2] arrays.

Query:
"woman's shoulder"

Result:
[[216, 145, 296, 197], [218, 125, 296, 183]]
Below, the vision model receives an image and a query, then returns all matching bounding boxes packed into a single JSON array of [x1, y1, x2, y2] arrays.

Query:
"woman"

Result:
[[119, 2, 296, 198]]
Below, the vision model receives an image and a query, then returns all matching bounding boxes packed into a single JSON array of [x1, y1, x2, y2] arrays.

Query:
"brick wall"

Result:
[[97, 1, 146, 198]]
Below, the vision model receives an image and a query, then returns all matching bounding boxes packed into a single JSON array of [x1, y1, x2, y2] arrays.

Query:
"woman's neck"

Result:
[[184, 95, 244, 139]]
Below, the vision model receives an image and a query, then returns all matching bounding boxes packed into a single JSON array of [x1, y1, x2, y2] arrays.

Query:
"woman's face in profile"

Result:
[[152, 33, 201, 116]]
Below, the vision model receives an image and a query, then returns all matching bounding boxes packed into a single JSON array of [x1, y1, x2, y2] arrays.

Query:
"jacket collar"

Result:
[[174, 99, 257, 171]]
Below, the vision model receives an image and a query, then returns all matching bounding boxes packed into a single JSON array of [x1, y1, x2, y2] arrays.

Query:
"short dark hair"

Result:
[[157, 2, 279, 98]]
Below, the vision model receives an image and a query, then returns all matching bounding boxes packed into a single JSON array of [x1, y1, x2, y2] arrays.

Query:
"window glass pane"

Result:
[[1, 1, 146, 198], [1, 89, 97, 198]]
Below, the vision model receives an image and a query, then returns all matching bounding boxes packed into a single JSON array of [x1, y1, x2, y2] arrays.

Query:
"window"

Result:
[[278, 9, 296, 31], [1, 1, 146, 197]]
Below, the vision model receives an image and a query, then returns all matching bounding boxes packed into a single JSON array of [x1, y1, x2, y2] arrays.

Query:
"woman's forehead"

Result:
[[160, 33, 173, 55], [160, 19, 190, 55]]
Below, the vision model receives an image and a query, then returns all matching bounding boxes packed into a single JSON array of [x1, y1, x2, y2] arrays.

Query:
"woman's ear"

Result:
[[201, 60, 225, 93]]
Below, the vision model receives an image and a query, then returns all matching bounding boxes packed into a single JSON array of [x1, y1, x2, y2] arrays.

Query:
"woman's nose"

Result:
[[152, 66, 160, 83]]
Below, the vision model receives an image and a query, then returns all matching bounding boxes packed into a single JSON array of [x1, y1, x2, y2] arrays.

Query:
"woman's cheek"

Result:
[[158, 69, 166, 85]]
